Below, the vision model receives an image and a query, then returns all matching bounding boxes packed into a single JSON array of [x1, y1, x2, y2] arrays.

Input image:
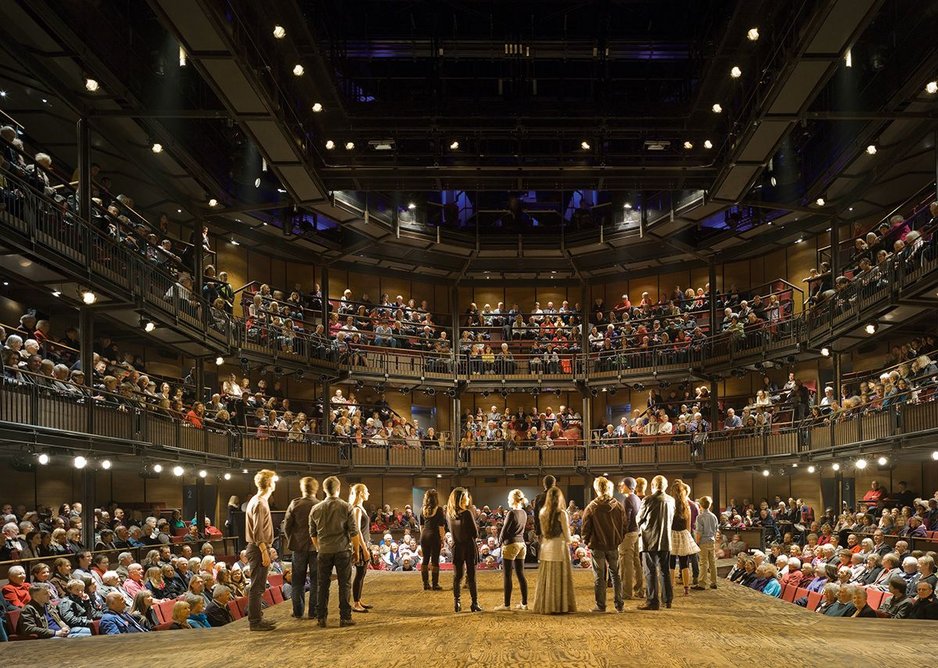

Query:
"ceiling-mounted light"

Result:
[[74, 455, 87, 469], [703, 140, 713, 149], [51, 290, 62, 297], [273, 25, 286, 39], [152, 463, 163, 473], [345, 141, 355, 150], [178, 45, 187, 67], [855, 458, 867, 469], [730, 66, 742, 78], [926, 81, 938, 95], [261, 158, 268, 172], [580, 140, 591, 150], [215, 356, 225, 366], [172, 465, 185, 477], [877, 456, 888, 466], [747, 28, 760, 41], [223, 472, 232, 481], [292, 64, 304, 76], [761, 469, 770, 477], [844, 49, 852, 68], [931, 451, 938, 461], [683, 141, 693, 150], [37, 453, 50, 465], [623, 202, 633, 209], [795, 237, 804, 244], [770, 176, 777, 187], [254, 177, 261, 188], [208, 198, 218, 207], [711, 103, 723, 113], [832, 462, 841, 471], [407, 202, 416, 210], [807, 465, 816, 474], [865, 322, 877, 334], [198, 469, 207, 478], [866, 144, 877, 155], [80, 289, 96, 305], [273, 475, 280, 482], [85, 78, 99, 92], [151, 143, 163, 154], [101, 459, 112, 470], [325, 140, 335, 150], [312, 102, 323, 113], [791, 463, 798, 468], [449, 140, 460, 150], [230, 239, 240, 246], [144, 321, 156, 333], [816, 197, 825, 206], [820, 347, 830, 357]]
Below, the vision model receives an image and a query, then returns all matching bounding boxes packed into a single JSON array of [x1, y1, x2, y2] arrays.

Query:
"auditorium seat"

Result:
[[781, 584, 797, 602], [4, 609, 37, 640], [866, 589, 885, 610], [262, 589, 275, 607], [806, 591, 823, 611], [235, 596, 249, 616], [271, 586, 285, 604], [155, 600, 176, 624], [227, 599, 242, 620], [795, 587, 809, 602], [153, 621, 176, 631], [267, 573, 284, 588]]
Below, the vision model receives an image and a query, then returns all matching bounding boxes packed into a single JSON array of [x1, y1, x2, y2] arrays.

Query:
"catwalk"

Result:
[[4, 569, 930, 668]]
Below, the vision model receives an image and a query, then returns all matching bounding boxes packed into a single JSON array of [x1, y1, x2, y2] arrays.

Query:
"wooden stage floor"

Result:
[[5, 569, 933, 668]]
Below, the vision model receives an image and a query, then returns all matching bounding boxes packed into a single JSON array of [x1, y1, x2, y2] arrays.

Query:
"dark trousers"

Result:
[[643, 550, 673, 607], [245, 542, 270, 625], [421, 536, 441, 569], [317, 550, 352, 621], [290, 549, 318, 618], [452, 541, 478, 603], [351, 562, 367, 601], [592, 549, 623, 610], [502, 557, 528, 606]]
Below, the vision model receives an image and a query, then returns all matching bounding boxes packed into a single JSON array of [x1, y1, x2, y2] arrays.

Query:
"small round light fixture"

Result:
[[747, 28, 760, 41], [761, 469, 770, 477], [345, 141, 355, 150], [730, 66, 742, 79], [712, 103, 723, 113], [312, 102, 323, 112], [865, 322, 877, 335], [580, 140, 591, 150], [208, 198, 218, 207], [855, 458, 867, 469], [449, 140, 460, 150], [926, 81, 938, 95], [223, 472, 232, 481], [683, 141, 693, 150], [198, 469, 207, 478], [292, 64, 304, 76], [81, 289, 97, 305], [151, 143, 163, 154], [74, 456, 87, 469], [101, 459, 112, 470], [85, 78, 99, 92], [153, 463, 163, 473], [215, 356, 225, 366], [832, 462, 841, 471], [325, 140, 335, 150], [273, 25, 286, 39], [173, 465, 185, 477], [703, 140, 713, 149], [807, 465, 816, 474], [866, 144, 877, 155], [37, 453, 50, 465], [820, 347, 830, 357], [877, 456, 888, 466], [932, 451, 938, 461]]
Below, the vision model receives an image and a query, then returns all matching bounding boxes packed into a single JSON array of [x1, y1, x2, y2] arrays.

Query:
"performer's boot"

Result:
[[454, 579, 462, 612], [431, 566, 443, 590], [421, 565, 430, 590], [681, 568, 692, 596], [469, 580, 482, 612]]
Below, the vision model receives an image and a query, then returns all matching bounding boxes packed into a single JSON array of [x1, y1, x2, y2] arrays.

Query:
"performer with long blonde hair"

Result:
[[494, 489, 529, 611], [533, 486, 576, 614], [445, 487, 481, 613]]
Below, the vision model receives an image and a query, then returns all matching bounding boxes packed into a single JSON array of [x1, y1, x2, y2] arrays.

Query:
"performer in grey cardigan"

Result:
[[637, 475, 676, 610]]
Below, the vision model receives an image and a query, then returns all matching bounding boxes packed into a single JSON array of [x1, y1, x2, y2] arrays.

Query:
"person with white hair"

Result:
[[99, 571, 133, 608], [0, 521, 23, 561], [637, 475, 676, 611], [902, 555, 921, 588], [2, 565, 31, 608]]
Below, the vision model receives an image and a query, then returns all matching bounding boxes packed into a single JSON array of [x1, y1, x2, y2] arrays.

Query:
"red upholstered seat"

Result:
[[153, 621, 176, 631], [4, 609, 38, 640], [781, 584, 797, 602], [262, 589, 275, 606], [866, 589, 885, 611], [806, 591, 823, 611], [267, 573, 284, 588], [155, 600, 176, 624], [227, 599, 242, 620], [271, 586, 285, 604], [235, 596, 249, 616]]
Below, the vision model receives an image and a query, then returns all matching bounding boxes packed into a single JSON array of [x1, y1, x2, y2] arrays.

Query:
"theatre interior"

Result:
[[1, 0, 938, 664]]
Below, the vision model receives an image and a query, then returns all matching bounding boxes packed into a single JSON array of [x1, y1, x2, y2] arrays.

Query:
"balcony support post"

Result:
[[77, 118, 92, 225], [79, 305, 94, 434], [80, 467, 95, 552]]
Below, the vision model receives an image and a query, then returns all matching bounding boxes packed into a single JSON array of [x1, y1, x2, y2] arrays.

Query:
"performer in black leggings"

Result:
[[420, 488, 446, 591], [494, 489, 529, 611], [446, 487, 481, 613], [349, 483, 372, 613]]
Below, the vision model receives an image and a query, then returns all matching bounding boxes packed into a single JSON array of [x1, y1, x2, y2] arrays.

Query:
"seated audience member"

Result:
[[761, 564, 782, 597], [823, 583, 857, 617], [850, 586, 877, 618], [18, 585, 91, 638], [58, 579, 103, 630], [186, 593, 211, 628], [918, 556, 937, 589], [169, 600, 192, 630], [122, 563, 146, 599], [2, 565, 31, 608], [816, 583, 840, 615], [879, 576, 914, 619], [100, 590, 149, 634], [205, 584, 234, 627], [130, 590, 159, 630], [910, 580, 938, 620]]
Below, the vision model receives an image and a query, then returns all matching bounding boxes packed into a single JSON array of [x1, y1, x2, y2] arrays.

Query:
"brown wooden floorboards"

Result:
[[3, 570, 932, 668]]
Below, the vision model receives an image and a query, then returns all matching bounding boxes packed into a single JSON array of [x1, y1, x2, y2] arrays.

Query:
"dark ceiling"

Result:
[[0, 0, 936, 282]]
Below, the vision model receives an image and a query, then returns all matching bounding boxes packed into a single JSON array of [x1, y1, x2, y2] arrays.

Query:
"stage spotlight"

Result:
[[807, 465, 816, 474], [325, 140, 335, 150], [623, 202, 633, 209], [74, 456, 87, 469], [153, 463, 163, 473], [730, 66, 742, 78], [408, 202, 416, 210], [273, 25, 286, 39], [85, 78, 99, 92], [712, 103, 722, 113], [704, 140, 713, 149], [932, 451, 938, 461], [173, 465, 185, 477], [762, 469, 770, 477], [926, 81, 938, 94], [223, 472, 232, 480], [865, 323, 877, 334], [199, 469, 207, 478], [866, 144, 877, 155], [292, 64, 304, 76], [816, 197, 825, 206], [855, 458, 867, 469], [151, 143, 163, 154], [820, 347, 830, 357], [81, 289, 96, 305], [215, 356, 225, 366], [208, 198, 218, 207], [683, 141, 693, 150], [449, 140, 460, 150], [747, 28, 759, 41], [101, 459, 112, 470], [877, 456, 888, 466], [345, 141, 355, 150], [580, 141, 591, 150], [832, 462, 841, 471], [37, 453, 50, 465], [312, 102, 323, 112]]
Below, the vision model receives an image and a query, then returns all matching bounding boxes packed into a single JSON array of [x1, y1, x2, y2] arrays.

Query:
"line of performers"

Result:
[[243, 469, 718, 630]]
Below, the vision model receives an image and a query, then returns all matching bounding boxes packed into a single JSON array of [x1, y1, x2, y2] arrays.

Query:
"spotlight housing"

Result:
[[855, 458, 867, 469], [932, 451, 938, 461], [325, 140, 335, 150], [762, 469, 770, 477], [198, 469, 207, 478], [215, 356, 225, 366], [926, 81, 938, 94], [832, 462, 841, 471], [292, 64, 304, 76], [747, 28, 760, 41], [712, 103, 722, 113], [865, 323, 877, 335], [312, 102, 323, 112], [223, 472, 232, 480], [449, 140, 460, 150], [877, 456, 888, 466], [151, 143, 163, 154], [730, 66, 742, 78], [820, 347, 830, 357], [85, 78, 99, 92], [273, 25, 286, 39], [208, 198, 218, 207], [81, 289, 96, 305], [345, 141, 355, 150], [37, 453, 50, 465], [173, 465, 185, 477], [807, 465, 816, 473], [683, 141, 693, 150], [152, 463, 163, 473], [703, 140, 713, 149], [580, 140, 591, 150], [101, 459, 112, 470], [816, 197, 825, 206], [866, 144, 877, 155], [74, 456, 87, 469]]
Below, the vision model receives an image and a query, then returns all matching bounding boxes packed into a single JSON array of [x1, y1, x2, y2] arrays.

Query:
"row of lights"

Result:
[[761, 454, 909, 477], [50, 454, 253, 481]]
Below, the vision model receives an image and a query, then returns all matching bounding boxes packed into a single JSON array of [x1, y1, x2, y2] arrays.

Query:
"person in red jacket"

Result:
[[2, 565, 31, 608], [185, 401, 205, 429]]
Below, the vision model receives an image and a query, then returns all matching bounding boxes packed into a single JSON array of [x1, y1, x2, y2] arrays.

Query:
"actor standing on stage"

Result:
[[446, 487, 481, 613], [637, 475, 675, 610], [420, 489, 446, 591], [582, 476, 626, 613], [532, 475, 556, 542], [670, 480, 700, 597], [533, 486, 577, 614], [245, 469, 276, 631], [309, 476, 367, 628], [349, 483, 373, 614], [617, 477, 643, 601], [283, 476, 319, 619], [494, 489, 529, 611]]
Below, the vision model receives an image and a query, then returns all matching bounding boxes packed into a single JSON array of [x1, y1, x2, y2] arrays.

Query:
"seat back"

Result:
[[271, 586, 285, 604], [781, 584, 797, 602], [267, 573, 284, 588], [155, 600, 176, 625], [262, 589, 275, 607], [235, 596, 249, 616], [795, 587, 809, 603], [880, 592, 893, 609], [806, 591, 823, 611], [866, 589, 885, 610], [227, 599, 242, 620]]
